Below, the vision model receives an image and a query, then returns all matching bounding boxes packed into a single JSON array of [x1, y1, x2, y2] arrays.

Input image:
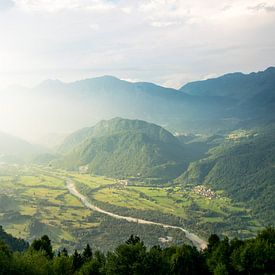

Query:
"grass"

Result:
[[0, 164, 262, 250], [0, 167, 95, 250]]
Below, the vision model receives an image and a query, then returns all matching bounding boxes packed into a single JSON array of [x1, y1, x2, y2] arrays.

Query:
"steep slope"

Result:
[[0, 226, 29, 252], [57, 118, 189, 179], [176, 125, 275, 226]]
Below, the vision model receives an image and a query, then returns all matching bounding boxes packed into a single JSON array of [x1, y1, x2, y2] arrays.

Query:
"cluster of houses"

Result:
[[79, 165, 89, 174], [193, 185, 218, 200], [226, 130, 257, 141]]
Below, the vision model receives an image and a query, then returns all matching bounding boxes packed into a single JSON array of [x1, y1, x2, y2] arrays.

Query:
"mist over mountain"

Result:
[[0, 132, 45, 161], [2, 67, 274, 142], [180, 67, 275, 122]]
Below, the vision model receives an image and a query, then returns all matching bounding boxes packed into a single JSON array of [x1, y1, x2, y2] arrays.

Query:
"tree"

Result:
[[213, 263, 228, 275], [0, 240, 12, 274], [207, 234, 220, 253], [257, 226, 275, 244], [207, 237, 231, 273], [79, 258, 103, 275], [171, 244, 207, 275], [12, 250, 53, 275], [57, 247, 68, 257], [142, 246, 169, 275], [125, 235, 142, 245], [83, 244, 93, 262], [105, 236, 146, 275], [31, 235, 53, 259], [232, 239, 275, 274], [53, 254, 73, 274], [72, 249, 83, 271]]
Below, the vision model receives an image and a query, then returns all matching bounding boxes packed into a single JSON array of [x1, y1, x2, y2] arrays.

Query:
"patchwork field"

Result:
[[0, 164, 262, 252]]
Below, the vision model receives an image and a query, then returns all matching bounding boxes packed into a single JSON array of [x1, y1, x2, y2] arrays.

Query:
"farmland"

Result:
[[0, 164, 262, 252]]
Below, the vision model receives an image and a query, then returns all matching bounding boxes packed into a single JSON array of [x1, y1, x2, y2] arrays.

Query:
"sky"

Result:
[[0, 0, 274, 88]]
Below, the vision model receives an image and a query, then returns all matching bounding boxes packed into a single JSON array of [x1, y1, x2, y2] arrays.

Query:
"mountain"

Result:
[[56, 118, 190, 179], [176, 125, 275, 226], [0, 75, 239, 139], [0, 132, 45, 161], [180, 67, 275, 121], [1, 67, 274, 140], [180, 67, 275, 99]]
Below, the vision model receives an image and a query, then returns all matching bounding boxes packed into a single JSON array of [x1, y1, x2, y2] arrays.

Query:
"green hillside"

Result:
[[57, 118, 189, 179], [0, 226, 29, 252], [176, 125, 275, 226]]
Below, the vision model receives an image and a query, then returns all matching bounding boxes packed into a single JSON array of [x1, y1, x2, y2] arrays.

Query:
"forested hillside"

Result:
[[177, 125, 275, 226], [0, 226, 28, 252], [56, 118, 189, 179]]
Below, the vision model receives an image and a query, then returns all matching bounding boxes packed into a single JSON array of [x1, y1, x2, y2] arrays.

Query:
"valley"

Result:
[[0, 68, 274, 256], [0, 162, 262, 252], [0, 4, 274, 273]]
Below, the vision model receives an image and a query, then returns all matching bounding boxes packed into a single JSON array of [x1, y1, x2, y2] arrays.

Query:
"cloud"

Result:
[[0, 0, 15, 11], [0, 0, 274, 89], [89, 24, 99, 31], [150, 20, 181, 28], [139, 0, 191, 28], [248, 2, 275, 12], [15, 0, 115, 12]]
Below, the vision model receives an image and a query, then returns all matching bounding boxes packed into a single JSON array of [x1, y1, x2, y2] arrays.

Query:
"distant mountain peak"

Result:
[[264, 66, 275, 73], [180, 66, 275, 100], [38, 79, 65, 89]]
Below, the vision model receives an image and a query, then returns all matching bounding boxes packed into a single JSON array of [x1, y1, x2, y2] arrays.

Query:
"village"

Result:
[[193, 185, 219, 200]]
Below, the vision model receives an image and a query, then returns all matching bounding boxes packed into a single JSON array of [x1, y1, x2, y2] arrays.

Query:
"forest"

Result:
[[0, 226, 274, 275]]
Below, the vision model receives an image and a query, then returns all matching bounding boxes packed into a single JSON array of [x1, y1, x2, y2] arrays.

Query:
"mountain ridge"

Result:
[[56, 118, 189, 179], [1, 66, 275, 141]]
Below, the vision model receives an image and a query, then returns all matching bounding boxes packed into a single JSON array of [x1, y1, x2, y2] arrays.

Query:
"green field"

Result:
[[0, 164, 262, 252], [68, 170, 262, 239]]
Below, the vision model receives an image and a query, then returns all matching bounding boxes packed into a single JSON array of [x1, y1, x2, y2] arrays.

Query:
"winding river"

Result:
[[66, 179, 207, 250]]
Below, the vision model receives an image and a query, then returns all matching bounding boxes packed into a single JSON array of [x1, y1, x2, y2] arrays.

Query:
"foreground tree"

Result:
[[31, 235, 54, 259]]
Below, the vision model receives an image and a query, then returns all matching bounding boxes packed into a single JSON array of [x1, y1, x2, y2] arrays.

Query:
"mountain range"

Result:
[[2, 67, 274, 143]]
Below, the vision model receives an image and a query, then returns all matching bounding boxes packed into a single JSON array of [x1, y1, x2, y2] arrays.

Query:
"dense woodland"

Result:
[[0, 226, 274, 275]]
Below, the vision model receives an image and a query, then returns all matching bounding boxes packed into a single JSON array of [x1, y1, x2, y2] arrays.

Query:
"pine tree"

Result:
[[82, 244, 93, 262]]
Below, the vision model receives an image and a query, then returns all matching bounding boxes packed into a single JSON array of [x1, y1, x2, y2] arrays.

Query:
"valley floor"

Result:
[[0, 164, 262, 251], [66, 179, 207, 250]]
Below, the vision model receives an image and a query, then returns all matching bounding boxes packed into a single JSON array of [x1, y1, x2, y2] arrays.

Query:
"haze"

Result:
[[0, 0, 275, 140]]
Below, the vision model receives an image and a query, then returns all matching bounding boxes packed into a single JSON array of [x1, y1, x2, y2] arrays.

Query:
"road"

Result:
[[66, 179, 208, 250]]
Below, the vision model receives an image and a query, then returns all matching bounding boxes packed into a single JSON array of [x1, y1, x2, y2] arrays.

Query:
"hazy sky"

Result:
[[0, 0, 274, 88]]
